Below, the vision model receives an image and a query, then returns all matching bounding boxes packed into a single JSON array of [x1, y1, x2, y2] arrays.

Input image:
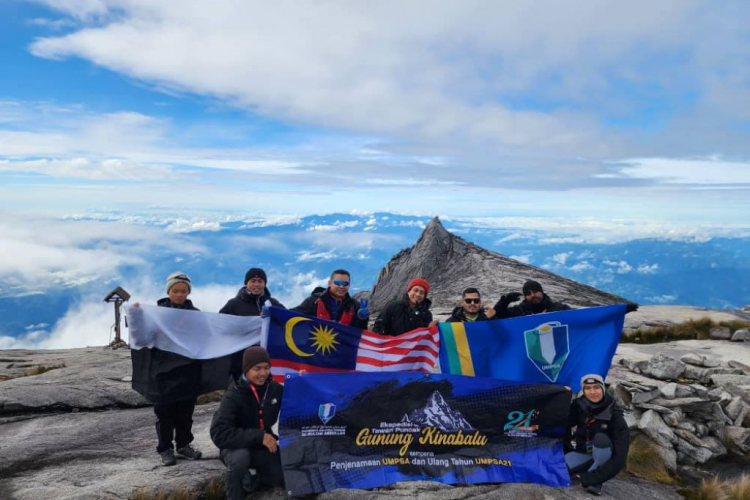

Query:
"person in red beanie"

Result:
[[373, 278, 437, 336]]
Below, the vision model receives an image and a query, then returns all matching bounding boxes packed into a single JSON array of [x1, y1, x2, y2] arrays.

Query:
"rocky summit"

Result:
[[369, 217, 629, 314]]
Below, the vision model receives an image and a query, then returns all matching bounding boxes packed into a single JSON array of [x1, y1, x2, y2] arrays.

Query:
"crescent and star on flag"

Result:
[[284, 317, 341, 357]]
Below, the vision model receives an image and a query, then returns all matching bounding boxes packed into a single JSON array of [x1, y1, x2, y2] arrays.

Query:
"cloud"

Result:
[[19, 0, 750, 198], [297, 250, 338, 262], [646, 294, 678, 304], [603, 259, 633, 274], [636, 263, 659, 274], [603, 158, 750, 185], [551, 252, 573, 265], [0, 214, 204, 295], [509, 254, 531, 264], [569, 261, 593, 272]]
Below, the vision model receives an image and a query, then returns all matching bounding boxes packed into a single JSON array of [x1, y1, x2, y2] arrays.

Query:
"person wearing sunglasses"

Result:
[[292, 269, 369, 329], [446, 287, 495, 323]]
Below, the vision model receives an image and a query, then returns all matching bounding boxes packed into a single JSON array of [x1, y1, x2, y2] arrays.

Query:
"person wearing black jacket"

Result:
[[210, 347, 284, 499], [564, 374, 630, 496], [292, 269, 369, 329], [148, 272, 204, 466], [447, 287, 493, 323], [373, 278, 436, 336], [219, 267, 285, 381], [493, 280, 571, 319]]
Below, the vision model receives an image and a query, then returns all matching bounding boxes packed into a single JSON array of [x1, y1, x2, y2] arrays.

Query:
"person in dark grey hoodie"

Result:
[[219, 268, 285, 381]]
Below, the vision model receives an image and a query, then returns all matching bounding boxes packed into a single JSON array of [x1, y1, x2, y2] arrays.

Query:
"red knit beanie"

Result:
[[407, 278, 430, 295]]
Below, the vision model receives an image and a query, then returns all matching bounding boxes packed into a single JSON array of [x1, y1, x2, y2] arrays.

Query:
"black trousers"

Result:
[[220, 447, 284, 500], [153, 397, 197, 453]]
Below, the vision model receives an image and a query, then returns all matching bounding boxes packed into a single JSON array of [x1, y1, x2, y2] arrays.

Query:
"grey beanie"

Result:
[[166, 271, 192, 293], [580, 373, 605, 390]]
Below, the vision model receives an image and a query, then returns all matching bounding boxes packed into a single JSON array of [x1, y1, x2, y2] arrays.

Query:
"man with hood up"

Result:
[[220, 267, 285, 381]]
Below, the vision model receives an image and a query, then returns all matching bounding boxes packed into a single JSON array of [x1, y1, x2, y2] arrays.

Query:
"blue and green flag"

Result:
[[438, 305, 625, 391]]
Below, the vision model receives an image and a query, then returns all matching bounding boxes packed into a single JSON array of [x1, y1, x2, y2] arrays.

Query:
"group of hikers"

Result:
[[140, 267, 632, 499]]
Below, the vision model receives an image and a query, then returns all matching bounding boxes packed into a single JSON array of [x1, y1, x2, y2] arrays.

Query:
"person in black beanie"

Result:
[[210, 346, 284, 499], [493, 279, 638, 320], [564, 374, 629, 496], [220, 267, 285, 381], [493, 280, 571, 319]]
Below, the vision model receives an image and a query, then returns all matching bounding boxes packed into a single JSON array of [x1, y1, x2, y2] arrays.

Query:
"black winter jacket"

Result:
[[219, 287, 285, 316], [564, 394, 630, 487], [220, 288, 284, 381], [292, 289, 368, 329], [373, 294, 433, 336], [494, 293, 571, 319], [210, 378, 283, 450], [132, 298, 201, 403], [446, 305, 490, 323]]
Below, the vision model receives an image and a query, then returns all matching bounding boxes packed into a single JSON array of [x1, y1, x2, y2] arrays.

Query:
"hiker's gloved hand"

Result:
[[357, 298, 369, 319], [497, 292, 522, 309]]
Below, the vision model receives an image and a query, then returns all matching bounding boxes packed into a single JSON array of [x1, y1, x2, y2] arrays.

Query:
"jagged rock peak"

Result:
[[369, 217, 628, 315]]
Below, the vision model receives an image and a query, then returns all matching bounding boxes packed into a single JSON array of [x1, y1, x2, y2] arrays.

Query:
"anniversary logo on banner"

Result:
[[279, 372, 572, 496]]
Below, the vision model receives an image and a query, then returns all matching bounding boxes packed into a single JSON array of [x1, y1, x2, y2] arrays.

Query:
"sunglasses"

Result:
[[463, 298, 481, 304], [332, 280, 350, 287]]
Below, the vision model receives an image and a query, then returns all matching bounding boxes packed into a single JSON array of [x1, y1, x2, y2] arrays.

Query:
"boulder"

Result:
[[673, 435, 713, 464], [662, 408, 683, 427], [731, 329, 750, 342], [638, 355, 685, 381], [638, 410, 675, 448], [659, 383, 677, 399], [632, 389, 662, 405], [728, 360, 750, 374], [649, 397, 710, 410], [723, 426, 750, 454], [707, 388, 732, 404], [675, 385, 695, 398], [689, 384, 709, 398], [710, 374, 750, 387], [702, 356, 721, 368], [709, 326, 731, 340], [683, 365, 743, 384], [700, 435, 728, 457], [680, 353, 703, 367], [724, 397, 745, 420]]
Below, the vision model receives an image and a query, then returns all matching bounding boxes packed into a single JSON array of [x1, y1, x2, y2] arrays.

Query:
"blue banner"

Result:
[[439, 305, 625, 391], [279, 372, 572, 496]]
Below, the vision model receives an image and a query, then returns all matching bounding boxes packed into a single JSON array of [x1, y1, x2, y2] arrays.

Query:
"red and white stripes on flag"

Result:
[[270, 326, 440, 382], [355, 327, 440, 372]]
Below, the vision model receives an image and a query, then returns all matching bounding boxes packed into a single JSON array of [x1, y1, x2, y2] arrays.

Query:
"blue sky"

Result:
[[1, 0, 749, 223]]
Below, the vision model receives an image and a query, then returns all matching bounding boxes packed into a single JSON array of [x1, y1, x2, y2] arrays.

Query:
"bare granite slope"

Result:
[[369, 217, 629, 314]]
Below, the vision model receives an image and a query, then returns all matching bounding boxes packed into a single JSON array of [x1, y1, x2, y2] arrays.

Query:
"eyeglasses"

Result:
[[332, 280, 350, 287], [463, 298, 481, 304]]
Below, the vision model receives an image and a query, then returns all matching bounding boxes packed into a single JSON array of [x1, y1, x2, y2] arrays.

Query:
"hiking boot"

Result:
[[160, 449, 177, 466], [242, 470, 259, 493], [585, 483, 603, 496], [176, 445, 202, 460]]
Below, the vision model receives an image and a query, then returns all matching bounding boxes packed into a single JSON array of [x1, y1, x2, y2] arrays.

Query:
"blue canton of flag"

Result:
[[265, 307, 363, 382]]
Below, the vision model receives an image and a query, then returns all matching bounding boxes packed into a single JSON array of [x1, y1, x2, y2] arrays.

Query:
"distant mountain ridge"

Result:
[[370, 217, 629, 314]]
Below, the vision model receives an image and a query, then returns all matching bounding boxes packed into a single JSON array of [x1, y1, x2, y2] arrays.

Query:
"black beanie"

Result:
[[245, 267, 267, 284], [523, 280, 543, 295], [242, 346, 271, 375]]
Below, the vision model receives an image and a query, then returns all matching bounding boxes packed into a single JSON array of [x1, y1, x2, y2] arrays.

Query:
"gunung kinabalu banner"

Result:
[[439, 305, 626, 391], [279, 372, 572, 496]]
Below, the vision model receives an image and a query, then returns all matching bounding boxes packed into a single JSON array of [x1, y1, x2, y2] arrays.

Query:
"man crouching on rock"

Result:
[[564, 374, 630, 496], [210, 347, 284, 499]]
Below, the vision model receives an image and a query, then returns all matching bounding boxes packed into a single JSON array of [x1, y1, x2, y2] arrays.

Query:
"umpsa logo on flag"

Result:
[[318, 403, 336, 424], [524, 321, 570, 382]]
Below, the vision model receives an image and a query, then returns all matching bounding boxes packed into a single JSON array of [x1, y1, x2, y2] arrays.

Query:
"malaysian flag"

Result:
[[264, 307, 439, 383]]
